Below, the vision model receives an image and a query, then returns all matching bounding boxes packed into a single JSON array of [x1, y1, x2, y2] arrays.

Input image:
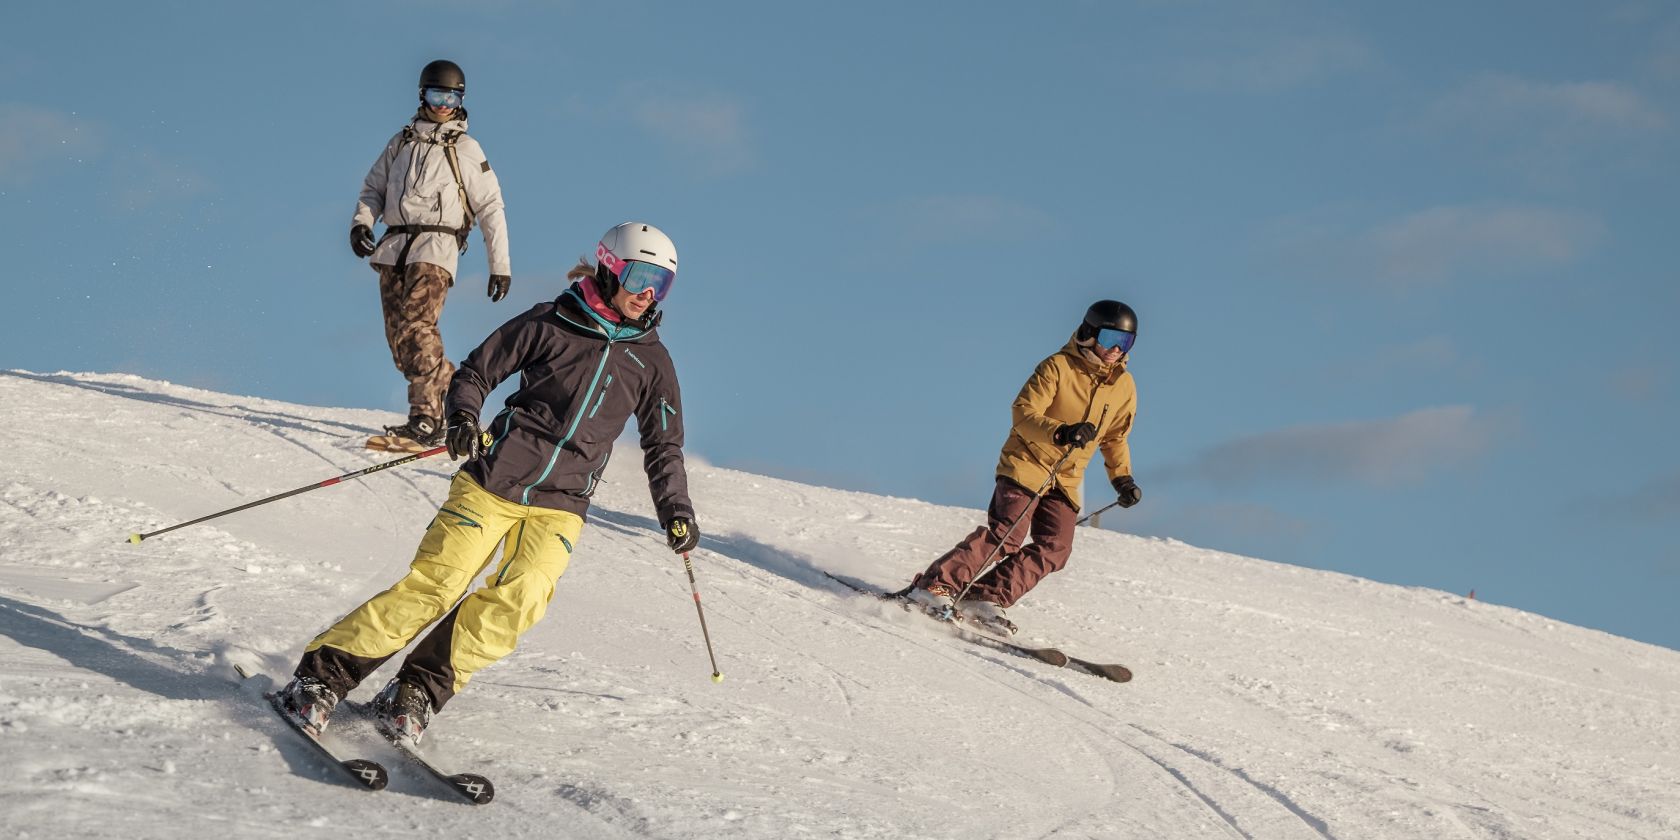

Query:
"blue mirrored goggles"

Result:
[[422, 87, 463, 109], [1095, 328, 1136, 352], [618, 260, 676, 301]]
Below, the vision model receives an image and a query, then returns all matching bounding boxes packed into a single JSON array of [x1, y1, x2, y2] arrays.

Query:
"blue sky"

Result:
[[4, 1, 1676, 651]]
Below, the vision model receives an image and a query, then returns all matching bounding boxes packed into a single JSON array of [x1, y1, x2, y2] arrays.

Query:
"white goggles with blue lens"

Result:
[[619, 260, 676, 301], [423, 87, 463, 109]]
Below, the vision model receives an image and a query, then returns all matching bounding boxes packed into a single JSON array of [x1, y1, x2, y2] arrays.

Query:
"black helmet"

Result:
[[419, 60, 466, 93], [1077, 300, 1138, 346]]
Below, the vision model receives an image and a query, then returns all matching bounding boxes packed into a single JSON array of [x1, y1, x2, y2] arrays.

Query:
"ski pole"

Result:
[[125, 434, 486, 543], [1077, 500, 1120, 527], [948, 404, 1108, 613], [946, 448, 1073, 614], [682, 552, 724, 683]]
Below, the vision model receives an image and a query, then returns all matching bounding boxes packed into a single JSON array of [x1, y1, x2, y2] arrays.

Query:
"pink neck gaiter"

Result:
[[577, 276, 622, 323]]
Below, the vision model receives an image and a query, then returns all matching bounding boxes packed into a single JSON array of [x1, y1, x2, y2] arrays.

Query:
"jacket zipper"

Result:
[[523, 344, 613, 504]]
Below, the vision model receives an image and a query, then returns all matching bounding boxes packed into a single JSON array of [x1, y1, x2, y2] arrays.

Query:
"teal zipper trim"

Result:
[[486, 407, 512, 454], [556, 532, 573, 553], [496, 521, 526, 584], [522, 344, 613, 504], [659, 397, 677, 431]]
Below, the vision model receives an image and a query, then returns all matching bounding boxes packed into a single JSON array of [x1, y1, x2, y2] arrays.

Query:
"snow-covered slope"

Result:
[[2, 370, 1676, 839]]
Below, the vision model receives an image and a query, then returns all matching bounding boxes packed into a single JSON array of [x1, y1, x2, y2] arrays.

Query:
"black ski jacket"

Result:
[[445, 284, 693, 525]]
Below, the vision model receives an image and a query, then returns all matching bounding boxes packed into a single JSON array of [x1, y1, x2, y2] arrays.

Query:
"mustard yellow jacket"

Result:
[[995, 334, 1136, 510]]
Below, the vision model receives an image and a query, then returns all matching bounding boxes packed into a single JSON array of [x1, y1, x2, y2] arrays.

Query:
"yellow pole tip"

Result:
[[128, 534, 142, 544], [712, 673, 724, 684]]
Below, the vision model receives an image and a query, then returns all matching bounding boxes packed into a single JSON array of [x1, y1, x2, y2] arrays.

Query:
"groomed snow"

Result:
[[1, 370, 1676, 839]]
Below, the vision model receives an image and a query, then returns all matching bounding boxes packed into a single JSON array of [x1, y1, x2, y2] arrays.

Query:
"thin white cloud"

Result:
[[1159, 406, 1503, 488], [1649, 18, 1680, 79], [1273, 204, 1603, 289], [1169, 30, 1374, 92], [626, 89, 753, 177], [892, 195, 1055, 244], [1599, 470, 1680, 523], [1321, 336, 1470, 381], [1433, 74, 1668, 133], [0, 104, 100, 180]]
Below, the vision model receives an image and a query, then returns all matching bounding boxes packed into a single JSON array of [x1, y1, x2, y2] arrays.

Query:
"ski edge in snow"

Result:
[[260, 690, 389, 791], [342, 700, 495, 806], [821, 571, 1133, 682]]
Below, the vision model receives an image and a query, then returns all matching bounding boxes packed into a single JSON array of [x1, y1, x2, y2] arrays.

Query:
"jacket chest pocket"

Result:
[[587, 374, 614, 419]]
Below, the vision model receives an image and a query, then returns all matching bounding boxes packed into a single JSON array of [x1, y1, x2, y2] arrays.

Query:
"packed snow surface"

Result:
[[1, 370, 1676, 839]]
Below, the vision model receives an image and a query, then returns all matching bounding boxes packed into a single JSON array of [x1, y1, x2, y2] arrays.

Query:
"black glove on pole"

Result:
[[350, 224, 376, 258], [666, 517, 700, 553], [1053, 422, 1097, 448], [1112, 474, 1142, 508], [445, 412, 485, 461], [488, 274, 511, 302]]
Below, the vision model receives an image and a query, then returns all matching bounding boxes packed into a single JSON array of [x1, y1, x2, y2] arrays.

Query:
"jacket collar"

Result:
[[1059, 333, 1127, 382], [555, 283, 652, 343], [407, 115, 469, 136]]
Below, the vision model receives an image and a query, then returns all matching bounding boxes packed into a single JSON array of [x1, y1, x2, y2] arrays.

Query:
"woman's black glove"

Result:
[[666, 517, 700, 554], [445, 412, 484, 461], [1112, 475, 1142, 508]]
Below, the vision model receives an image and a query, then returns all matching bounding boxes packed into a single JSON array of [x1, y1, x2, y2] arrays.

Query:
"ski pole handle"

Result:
[[127, 445, 449, 543]]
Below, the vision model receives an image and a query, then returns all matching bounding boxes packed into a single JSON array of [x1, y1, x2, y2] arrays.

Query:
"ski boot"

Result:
[[958, 598, 1018, 636], [275, 676, 340, 735], [370, 677, 434, 744], [382, 414, 445, 447], [906, 585, 958, 620]]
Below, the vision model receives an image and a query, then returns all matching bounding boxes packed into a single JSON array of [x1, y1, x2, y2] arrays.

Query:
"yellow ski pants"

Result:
[[300, 472, 584, 707]]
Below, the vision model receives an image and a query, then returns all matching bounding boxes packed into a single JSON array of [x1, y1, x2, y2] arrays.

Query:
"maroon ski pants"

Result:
[[914, 477, 1078, 608]]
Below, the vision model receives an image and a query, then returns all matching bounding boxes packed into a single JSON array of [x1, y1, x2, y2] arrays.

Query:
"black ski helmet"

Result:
[[1077, 300, 1138, 343], [419, 60, 466, 93]]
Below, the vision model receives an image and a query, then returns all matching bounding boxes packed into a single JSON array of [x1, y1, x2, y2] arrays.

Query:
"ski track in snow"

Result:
[[1, 370, 1677, 839]]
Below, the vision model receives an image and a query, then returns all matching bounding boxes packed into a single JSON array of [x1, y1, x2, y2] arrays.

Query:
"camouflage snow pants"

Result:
[[378, 262, 455, 421]]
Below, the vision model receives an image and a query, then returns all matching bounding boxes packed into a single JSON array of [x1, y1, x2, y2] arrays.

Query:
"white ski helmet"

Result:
[[595, 222, 678, 298]]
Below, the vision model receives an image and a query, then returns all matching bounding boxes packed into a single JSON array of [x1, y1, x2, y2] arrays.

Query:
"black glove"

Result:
[[1053, 422, 1097, 448], [350, 224, 376, 258], [666, 517, 699, 554], [488, 274, 511, 302], [445, 411, 484, 461], [1112, 475, 1142, 508]]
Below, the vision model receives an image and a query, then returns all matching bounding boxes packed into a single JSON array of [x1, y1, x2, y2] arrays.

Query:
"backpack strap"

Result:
[[393, 125, 475, 254]]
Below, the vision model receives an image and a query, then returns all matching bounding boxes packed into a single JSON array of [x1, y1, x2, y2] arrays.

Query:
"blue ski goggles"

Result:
[[1095, 328, 1136, 352], [618, 260, 676, 301], [422, 87, 463, 109]]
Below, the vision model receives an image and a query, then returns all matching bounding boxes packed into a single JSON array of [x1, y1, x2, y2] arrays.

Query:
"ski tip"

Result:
[[450, 773, 495, 804], [127, 533, 143, 544], [344, 759, 390, 791]]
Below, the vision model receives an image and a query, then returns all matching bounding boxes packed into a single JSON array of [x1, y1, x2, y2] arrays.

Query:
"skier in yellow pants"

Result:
[[277, 222, 697, 743]]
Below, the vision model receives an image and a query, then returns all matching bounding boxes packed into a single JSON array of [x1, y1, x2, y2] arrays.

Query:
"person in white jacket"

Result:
[[350, 59, 512, 447]]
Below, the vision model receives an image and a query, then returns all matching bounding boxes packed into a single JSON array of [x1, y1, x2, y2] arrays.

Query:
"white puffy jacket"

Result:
[[352, 116, 510, 278]]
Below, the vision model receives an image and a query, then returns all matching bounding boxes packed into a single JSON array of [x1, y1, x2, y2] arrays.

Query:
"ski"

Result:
[[823, 571, 1133, 683], [343, 701, 495, 805], [261, 691, 389, 791]]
